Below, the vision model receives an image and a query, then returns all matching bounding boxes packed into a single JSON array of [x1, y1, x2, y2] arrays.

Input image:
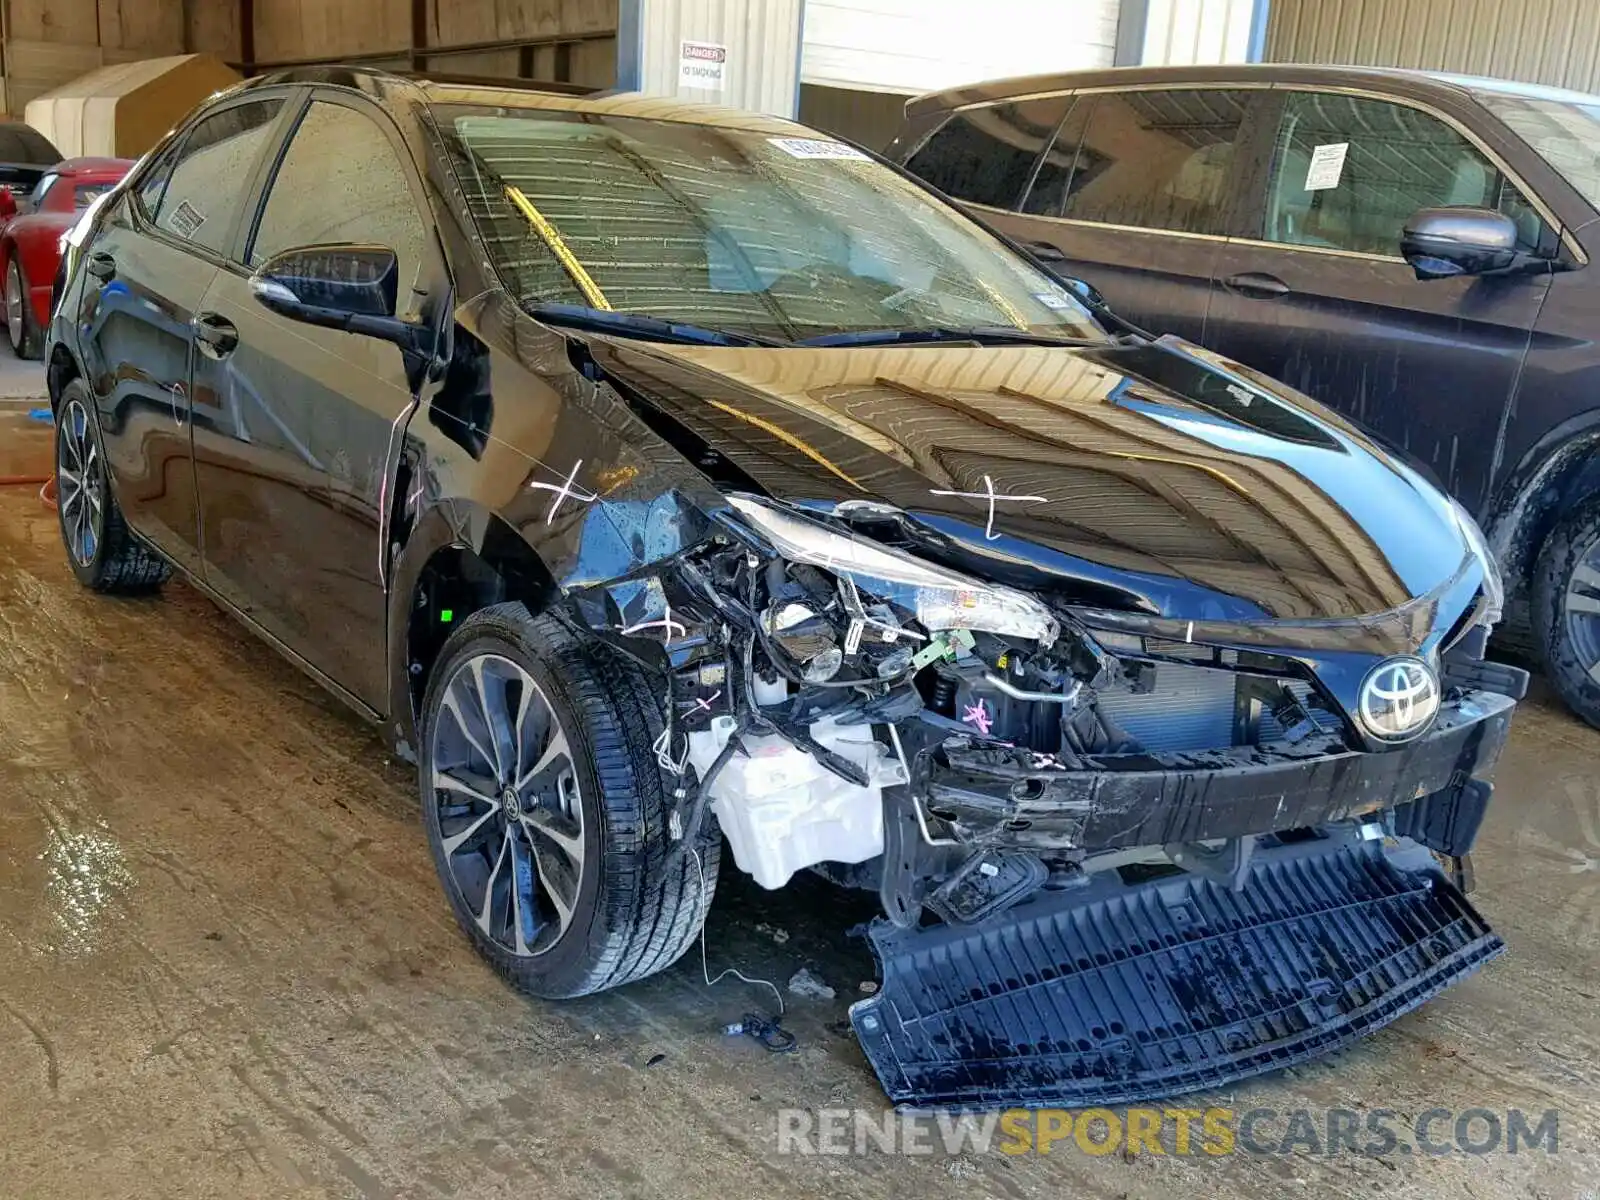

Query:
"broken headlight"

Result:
[[1450, 499, 1503, 625], [728, 495, 1058, 644]]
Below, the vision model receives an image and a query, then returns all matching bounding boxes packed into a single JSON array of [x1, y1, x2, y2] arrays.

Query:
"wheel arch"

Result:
[[385, 498, 559, 760], [1485, 413, 1600, 599], [46, 340, 81, 411]]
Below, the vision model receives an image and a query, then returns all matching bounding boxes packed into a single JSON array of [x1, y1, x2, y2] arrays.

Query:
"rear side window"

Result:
[[1058, 89, 1252, 236], [249, 100, 430, 319], [904, 96, 1072, 209], [141, 98, 284, 256], [1263, 91, 1545, 255], [1020, 96, 1099, 216]]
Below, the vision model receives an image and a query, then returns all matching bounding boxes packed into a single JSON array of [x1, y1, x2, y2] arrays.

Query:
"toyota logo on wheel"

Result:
[[1358, 656, 1441, 742]]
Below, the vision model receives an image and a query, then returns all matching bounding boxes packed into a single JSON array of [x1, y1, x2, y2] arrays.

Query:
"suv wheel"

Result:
[[55, 381, 172, 592], [1534, 492, 1600, 729], [419, 603, 718, 998]]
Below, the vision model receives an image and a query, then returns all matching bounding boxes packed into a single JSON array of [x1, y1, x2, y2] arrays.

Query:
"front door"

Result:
[[1005, 88, 1264, 345], [189, 94, 438, 709], [78, 96, 285, 572], [1201, 89, 1554, 512]]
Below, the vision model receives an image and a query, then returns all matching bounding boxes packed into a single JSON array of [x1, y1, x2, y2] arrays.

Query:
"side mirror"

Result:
[[249, 243, 420, 348], [1062, 276, 1107, 310], [0, 187, 17, 220], [1401, 207, 1519, 281]]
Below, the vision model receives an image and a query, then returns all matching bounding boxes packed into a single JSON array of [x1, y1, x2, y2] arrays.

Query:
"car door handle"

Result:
[[1019, 238, 1070, 263], [86, 252, 116, 281], [193, 312, 238, 359], [1222, 272, 1290, 298]]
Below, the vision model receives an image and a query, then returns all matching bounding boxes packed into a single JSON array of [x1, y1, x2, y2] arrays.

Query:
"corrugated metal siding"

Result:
[[800, 0, 1118, 94], [1267, 0, 1600, 95], [1141, 0, 1256, 66], [626, 0, 802, 115]]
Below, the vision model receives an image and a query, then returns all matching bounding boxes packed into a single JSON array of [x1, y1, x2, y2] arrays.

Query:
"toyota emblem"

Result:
[[1358, 656, 1441, 742]]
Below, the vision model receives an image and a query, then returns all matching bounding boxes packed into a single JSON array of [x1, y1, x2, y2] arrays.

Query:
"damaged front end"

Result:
[[572, 489, 1525, 1110]]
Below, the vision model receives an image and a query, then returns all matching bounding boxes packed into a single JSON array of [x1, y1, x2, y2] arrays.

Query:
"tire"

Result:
[[55, 380, 172, 593], [6, 255, 39, 359], [419, 602, 718, 999], [1533, 491, 1600, 729]]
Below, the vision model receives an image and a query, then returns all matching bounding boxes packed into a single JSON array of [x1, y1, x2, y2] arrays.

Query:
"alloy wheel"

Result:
[[429, 653, 585, 957], [57, 399, 104, 567], [5, 261, 22, 352], [1563, 541, 1600, 685]]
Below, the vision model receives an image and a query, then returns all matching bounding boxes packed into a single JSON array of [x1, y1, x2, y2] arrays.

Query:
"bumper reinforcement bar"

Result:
[[850, 834, 1503, 1110]]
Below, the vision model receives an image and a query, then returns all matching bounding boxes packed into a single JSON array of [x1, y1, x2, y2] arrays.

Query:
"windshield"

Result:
[[1475, 89, 1600, 211], [435, 105, 1104, 344]]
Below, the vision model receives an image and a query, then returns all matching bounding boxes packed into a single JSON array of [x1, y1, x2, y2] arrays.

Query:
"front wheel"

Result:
[[1534, 492, 1600, 729], [419, 603, 718, 999]]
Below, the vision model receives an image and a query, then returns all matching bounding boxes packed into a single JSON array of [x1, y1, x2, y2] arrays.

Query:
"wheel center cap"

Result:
[[501, 786, 521, 820]]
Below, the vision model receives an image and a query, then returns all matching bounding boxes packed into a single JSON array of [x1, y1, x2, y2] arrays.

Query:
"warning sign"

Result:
[[679, 40, 727, 92]]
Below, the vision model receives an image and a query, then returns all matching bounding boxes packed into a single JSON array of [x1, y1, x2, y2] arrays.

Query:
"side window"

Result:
[[27, 172, 57, 210], [1264, 92, 1545, 255], [250, 100, 429, 320], [904, 96, 1073, 209], [1059, 89, 1251, 235], [1020, 96, 1099, 216], [143, 99, 284, 256]]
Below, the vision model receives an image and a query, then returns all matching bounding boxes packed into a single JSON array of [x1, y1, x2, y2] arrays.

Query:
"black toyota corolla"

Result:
[[47, 67, 1527, 1109]]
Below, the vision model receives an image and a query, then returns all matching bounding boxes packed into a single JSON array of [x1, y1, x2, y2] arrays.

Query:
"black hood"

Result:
[[582, 333, 1480, 639]]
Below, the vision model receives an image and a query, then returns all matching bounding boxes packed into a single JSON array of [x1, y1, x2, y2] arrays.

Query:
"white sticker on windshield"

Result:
[[768, 137, 869, 161], [1303, 142, 1349, 191], [1034, 291, 1073, 310]]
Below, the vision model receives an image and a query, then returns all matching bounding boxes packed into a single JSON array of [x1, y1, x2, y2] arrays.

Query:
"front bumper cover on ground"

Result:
[[851, 834, 1503, 1110], [918, 690, 1514, 853]]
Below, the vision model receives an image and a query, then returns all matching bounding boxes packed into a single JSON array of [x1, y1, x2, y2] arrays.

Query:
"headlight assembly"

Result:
[[1450, 499, 1503, 624], [727, 495, 1059, 645]]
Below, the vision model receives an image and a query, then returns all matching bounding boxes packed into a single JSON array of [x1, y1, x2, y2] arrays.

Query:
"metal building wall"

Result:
[[1140, 0, 1260, 67], [1266, 0, 1600, 94], [619, 0, 804, 116]]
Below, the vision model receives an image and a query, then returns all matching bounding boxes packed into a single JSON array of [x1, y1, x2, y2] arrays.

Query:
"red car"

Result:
[[0, 156, 131, 358]]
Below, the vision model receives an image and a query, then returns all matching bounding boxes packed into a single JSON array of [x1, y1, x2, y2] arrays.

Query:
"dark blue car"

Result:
[[892, 63, 1600, 728]]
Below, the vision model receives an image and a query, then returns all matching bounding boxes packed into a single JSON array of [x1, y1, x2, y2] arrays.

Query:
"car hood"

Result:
[[579, 332, 1479, 635]]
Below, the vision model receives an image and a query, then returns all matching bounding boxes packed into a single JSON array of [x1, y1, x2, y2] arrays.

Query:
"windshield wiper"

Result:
[[796, 325, 1100, 349], [528, 303, 785, 348]]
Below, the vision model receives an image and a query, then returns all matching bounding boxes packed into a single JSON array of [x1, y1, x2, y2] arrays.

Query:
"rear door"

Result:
[[919, 86, 1265, 344], [1201, 88, 1555, 511], [188, 91, 442, 708], [77, 95, 287, 573]]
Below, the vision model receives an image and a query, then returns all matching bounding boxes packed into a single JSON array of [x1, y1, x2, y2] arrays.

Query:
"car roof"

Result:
[[904, 62, 1600, 118], [241, 65, 821, 138]]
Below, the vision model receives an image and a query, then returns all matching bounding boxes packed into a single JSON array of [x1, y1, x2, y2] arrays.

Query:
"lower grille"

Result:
[[851, 837, 1503, 1110]]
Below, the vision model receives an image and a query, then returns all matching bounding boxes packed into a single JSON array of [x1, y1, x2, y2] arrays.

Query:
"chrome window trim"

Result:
[[937, 79, 1588, 266]]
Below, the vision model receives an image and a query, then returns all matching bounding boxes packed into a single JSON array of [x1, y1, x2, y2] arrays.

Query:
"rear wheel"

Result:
[[1534, 492, 1600, 729], [55, 381, 171, 592], [419, 603, 717, 999], [6, 256, 38, 359]]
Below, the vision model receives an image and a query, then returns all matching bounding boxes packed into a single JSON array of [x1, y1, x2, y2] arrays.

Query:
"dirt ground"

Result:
[[0, 402, 1596, 1200]]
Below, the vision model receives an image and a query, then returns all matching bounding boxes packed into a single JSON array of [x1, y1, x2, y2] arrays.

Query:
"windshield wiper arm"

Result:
[[528, 303, 785, 348], [796, 326, 1099, 349]]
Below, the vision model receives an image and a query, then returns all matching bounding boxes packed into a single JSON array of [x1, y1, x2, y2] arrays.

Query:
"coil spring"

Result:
[[930, 674, 957, 715]]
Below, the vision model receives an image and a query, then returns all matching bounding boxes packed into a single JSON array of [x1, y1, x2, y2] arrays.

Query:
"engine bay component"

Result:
[[685, 712, 908, 888]]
